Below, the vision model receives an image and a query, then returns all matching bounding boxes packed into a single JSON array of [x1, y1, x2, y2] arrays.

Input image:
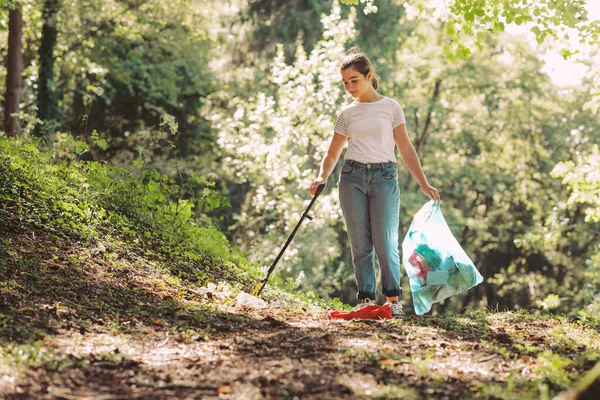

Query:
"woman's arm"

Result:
[[310, 132, 347, 196], [393, 124, 440, 201]]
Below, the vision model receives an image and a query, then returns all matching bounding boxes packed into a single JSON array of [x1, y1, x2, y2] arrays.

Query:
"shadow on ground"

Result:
[[2, 223, 599, 399]]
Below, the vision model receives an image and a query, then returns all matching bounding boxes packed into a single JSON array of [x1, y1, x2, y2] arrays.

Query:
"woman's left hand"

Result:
[[420, 183, 440, 201]]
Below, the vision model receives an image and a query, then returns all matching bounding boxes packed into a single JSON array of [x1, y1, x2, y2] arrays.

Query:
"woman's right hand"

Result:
[[310, 178, 326, 196], [420, 182, 440, 201]]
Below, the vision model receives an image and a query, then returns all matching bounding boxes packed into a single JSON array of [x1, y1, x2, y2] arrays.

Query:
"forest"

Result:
[[1, 0, 599, 398]]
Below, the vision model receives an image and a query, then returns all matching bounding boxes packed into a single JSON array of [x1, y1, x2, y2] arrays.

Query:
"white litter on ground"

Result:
[[196, 282, 232, 299], [269, 299, 288, 308], [235, 292, 267, 308]]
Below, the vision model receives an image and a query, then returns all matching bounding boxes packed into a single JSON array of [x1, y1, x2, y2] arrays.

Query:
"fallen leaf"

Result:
[[528, 336, 544, 343], [478, 354, 498, 362], [234, 336, 256, 345], [14, 306, 36, 314], [218, 385, 232, 394], [378, 358, 400, 366]]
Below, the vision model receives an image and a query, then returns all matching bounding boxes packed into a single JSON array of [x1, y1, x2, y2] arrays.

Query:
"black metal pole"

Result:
[[251, 183, 326, 297]]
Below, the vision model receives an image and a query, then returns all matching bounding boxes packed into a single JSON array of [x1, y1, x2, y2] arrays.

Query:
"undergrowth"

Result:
[[0, 136, 258, 286]]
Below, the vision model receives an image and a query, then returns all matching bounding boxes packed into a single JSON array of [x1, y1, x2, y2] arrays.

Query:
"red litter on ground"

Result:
[[329, 304, 392, 320]]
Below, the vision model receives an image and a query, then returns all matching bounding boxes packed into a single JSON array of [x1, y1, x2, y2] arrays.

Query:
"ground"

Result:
[[1, 224, 599, 399]]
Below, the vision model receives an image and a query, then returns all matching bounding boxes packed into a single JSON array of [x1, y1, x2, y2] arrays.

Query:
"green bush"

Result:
[[0, 136, 238, 264]]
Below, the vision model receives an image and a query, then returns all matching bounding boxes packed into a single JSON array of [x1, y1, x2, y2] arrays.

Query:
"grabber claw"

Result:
[[251, 279, 265, 297]]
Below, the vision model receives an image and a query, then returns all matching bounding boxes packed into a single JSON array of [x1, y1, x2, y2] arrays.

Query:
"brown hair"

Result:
[[340, 47, 380, 90]]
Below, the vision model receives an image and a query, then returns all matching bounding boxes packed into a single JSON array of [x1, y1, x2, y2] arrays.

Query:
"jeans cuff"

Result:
[[382, 288, 402, 297], [357, 291, 376, 300]]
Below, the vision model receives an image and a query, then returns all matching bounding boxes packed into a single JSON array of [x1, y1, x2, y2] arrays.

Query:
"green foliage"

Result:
[[1, 341, 85, 376], [537, 294, 562, 311], [91, 130, 108, 151], [0, 0, 219, 168], [339, 0, 377, 14], [536, 350, 578, 390], [72, 0, 217, 160], [552, 144, 600, 318], [404, 0, 600, 59], [240, 0, 329, 64], [0, 136, 99, 237], [0, 136, 237, 264], [552, 145, 600, 223]]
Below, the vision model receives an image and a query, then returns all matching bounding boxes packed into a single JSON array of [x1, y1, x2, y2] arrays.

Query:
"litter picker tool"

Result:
[[251, 183, 326, 297]]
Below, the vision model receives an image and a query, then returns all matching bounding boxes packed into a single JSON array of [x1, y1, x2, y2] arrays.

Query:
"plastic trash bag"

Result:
[[402, 201, 483, 315]]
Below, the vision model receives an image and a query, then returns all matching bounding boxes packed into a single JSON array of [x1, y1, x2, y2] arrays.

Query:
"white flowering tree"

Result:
[[212, 2, 357, 295]]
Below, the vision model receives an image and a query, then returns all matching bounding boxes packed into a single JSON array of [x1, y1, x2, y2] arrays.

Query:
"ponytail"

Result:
[[371, 73, 380, 90]]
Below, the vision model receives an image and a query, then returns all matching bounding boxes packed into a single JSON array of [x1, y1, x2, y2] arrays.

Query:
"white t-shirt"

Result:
[[334, 96, 406, 164]]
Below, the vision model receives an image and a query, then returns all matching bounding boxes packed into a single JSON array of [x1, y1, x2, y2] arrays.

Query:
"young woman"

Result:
[[310, 49, 440, 318]]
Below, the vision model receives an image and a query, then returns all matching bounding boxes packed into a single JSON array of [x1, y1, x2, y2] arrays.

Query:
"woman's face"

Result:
[[341, 67, 372, 99]]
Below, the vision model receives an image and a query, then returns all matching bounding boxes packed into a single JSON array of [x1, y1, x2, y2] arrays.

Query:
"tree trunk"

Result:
[[35, 0, 60, 139], [553, 362, 600, 400], [4, 5, 23, 137]]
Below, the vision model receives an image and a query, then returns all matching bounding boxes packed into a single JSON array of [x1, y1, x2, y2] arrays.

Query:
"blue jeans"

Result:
[[338, 160, 401, 300]]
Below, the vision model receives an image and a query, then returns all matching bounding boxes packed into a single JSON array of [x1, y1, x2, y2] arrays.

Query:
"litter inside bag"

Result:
[[402, 201, 483, 315]]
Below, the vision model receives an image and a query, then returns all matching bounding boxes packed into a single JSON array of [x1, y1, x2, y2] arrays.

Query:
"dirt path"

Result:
[[2, 230, 599, 399], [3, 298, 599, 400]]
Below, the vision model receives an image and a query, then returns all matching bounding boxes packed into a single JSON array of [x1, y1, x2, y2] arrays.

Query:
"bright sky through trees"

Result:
[[418, 0, 600, 86], [538, 0, 600, 86]]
